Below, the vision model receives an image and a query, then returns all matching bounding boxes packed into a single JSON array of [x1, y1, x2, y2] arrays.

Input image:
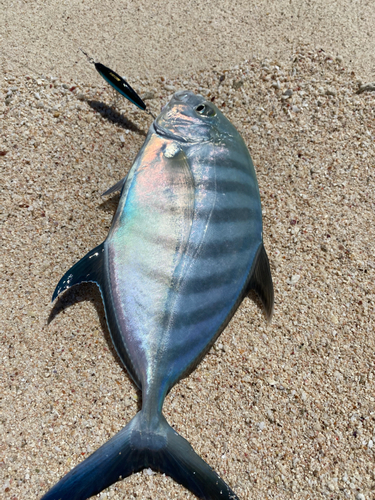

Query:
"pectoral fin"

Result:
[[101, 175, 128, 197], [52, 242, 105, 302], [245, 242, 274, 321]]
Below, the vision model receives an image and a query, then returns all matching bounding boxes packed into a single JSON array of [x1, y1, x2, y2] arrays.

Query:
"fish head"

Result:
[[154, 91, 232, 143]]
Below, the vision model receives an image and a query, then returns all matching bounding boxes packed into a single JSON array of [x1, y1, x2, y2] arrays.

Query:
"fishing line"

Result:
[[80, 48, 156, 119]]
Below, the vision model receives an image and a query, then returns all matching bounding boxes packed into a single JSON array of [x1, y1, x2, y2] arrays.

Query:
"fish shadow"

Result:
[[86, 99, 146, 137], [247, 290, 271, 323], [48, 282, 142, 410], [97, 192, 121, 214], [95, 193, 121, 235]]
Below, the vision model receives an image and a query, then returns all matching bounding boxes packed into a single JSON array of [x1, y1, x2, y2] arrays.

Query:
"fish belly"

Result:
[[106, 133, 194, 390]]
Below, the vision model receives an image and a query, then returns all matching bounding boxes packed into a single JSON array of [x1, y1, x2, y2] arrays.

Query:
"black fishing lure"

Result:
[[80, 49, 155, 117]]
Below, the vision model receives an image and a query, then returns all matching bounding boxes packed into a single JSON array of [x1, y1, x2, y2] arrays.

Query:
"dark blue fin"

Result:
[[101, 174, 127, 197], [245, 242, 274, 321], [41, 412, 240, 500], [52, 243, 105, 302], [94, 62, 146, 111]]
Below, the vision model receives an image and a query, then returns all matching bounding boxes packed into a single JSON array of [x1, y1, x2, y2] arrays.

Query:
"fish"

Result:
[[42, 90, 274, 500]]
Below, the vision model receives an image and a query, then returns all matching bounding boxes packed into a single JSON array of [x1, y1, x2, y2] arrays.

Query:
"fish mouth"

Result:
[[153, 121, 189, 143]]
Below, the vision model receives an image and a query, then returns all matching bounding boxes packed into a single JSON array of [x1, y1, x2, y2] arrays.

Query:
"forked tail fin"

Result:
[[41, 411, 240, 500]]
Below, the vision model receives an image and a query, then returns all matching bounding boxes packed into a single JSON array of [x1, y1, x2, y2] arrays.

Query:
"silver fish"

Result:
[[43, 91, 274, 500]]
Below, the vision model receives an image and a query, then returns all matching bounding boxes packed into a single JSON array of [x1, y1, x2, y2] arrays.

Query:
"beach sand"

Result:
[[1, 2, 374, 499]]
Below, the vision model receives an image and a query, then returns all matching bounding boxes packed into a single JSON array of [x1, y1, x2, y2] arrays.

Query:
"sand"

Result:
[[1, 2, 375, 499]]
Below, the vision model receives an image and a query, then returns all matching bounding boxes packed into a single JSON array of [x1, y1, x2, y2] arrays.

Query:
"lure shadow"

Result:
[[86, 99, 147, 137], [48, 282, 142, 408]]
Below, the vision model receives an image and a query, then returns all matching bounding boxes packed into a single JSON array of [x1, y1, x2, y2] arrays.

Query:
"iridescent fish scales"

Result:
[[43, 90, 274, 500]]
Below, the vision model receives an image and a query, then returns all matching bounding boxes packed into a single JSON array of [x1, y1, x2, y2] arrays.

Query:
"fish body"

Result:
[[43, 91, 273, 500]]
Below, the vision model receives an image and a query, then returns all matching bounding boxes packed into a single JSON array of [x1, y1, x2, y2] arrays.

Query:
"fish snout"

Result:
[[173, 90, 195, 102]]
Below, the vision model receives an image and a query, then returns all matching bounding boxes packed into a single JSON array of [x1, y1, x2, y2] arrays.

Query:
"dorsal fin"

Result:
[[245, 242, 274, 321], [52, 242, 105, 302]]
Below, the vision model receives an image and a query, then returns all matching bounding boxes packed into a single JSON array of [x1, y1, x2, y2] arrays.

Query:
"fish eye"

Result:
[[195, 103, 216, 117]]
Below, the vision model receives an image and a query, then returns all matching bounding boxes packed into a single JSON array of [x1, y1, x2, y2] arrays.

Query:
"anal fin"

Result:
[[245, 242, 274, 321], [52, 242, 105, 302]]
